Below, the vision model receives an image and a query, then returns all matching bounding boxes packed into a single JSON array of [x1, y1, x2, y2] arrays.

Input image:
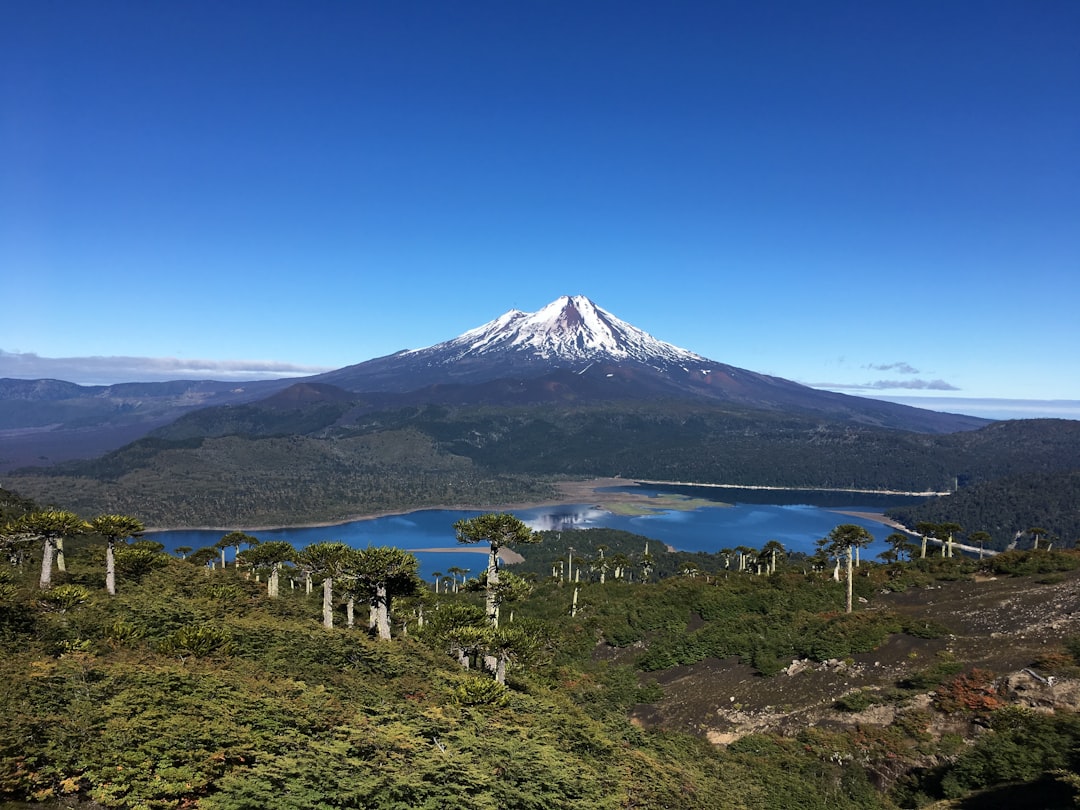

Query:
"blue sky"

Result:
[[2, 1, 1078, 419]]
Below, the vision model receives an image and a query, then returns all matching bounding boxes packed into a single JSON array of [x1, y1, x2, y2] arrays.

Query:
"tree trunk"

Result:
[[845, 547, 854, 614], [495, 654, 507, 685], [322, 576, 334, 629], [486, 543, 500, 627], [56, 537, 66, 573], [374, 583, 391, 640], [268, 565, 279, 598], [305, 572, 313, 594], [369, 600, 378, 631], [454, 645, 470, 670], [105, 540, 116, 596], [39, 537, 56, 590], [920, 536, 927, 558], [220, 549, 227, 569], [346, 596, 355, 628]]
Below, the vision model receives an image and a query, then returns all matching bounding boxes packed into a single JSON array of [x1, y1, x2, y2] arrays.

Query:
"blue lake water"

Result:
[[147, 485, 925, 581]]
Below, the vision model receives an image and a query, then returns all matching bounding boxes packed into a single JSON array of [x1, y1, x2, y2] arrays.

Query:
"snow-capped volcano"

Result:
[[409, 295, 707, 366], [306, 296, 986, 432]]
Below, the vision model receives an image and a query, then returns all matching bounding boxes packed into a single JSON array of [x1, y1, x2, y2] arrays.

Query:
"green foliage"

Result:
[[158, 623, 233, 659], [987, 549, 1080, 576], [452, 677, 511, 707], [898, 655, 965, 691], [834, 689, 878, 712], [888, 469, 1080, 550], [114, 544, 168, 582], [5, 498, 1080, 810], [37, 584, 92, 613], [909, 707, 1080, 802]]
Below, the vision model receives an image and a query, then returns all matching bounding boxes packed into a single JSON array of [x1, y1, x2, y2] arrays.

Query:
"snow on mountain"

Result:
[[407, 295, 707, 367]]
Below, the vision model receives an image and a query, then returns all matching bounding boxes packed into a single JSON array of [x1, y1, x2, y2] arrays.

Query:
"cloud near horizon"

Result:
[[0, 350, 333, 384], [815, 378, 961, 392]]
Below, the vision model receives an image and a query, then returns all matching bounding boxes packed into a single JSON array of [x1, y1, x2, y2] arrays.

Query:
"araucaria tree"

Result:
[[89, 514, 145, 595], [453, 513, 541, 627], [298, 542, 352, 628], [16, 510, 90, 590], [239, 540, 296, 597], [824, 524, 874, 613], [353, 546, 421, 640]]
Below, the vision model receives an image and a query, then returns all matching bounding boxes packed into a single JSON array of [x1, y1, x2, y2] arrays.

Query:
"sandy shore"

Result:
[[830, 510, 911, 532]]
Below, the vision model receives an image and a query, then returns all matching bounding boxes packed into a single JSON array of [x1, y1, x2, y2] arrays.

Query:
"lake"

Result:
[[147, 484, 926, 581]]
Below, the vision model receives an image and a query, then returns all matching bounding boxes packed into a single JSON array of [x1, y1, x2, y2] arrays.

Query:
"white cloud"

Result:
[[0, 350, 333, 385], [814, 378, 961, 392], [863, 362, 920, 375]]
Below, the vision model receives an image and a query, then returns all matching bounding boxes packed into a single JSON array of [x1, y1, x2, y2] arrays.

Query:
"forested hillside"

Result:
[[887, 470, 1080, 550], [6, 400, 1078, 529]]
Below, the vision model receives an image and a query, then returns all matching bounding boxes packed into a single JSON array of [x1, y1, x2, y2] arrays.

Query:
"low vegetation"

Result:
[[4, 487, 1080, 808]]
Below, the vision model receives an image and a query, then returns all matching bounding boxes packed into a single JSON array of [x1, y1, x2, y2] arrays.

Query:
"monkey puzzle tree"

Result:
[[939, 522, 963, 558], [88, 514, 145, 595], [453, 513, 540, 627], [884, 531, 913, 563], [760, 540, 785, 575], [297, 542, 352, 628], [239, 540, 296, 597], [352, 546, 421, 640], [969, 530, 992, 559], [17, 510, 90, 590], [215, 531, 258, 570], [824, 524, 874, 614], [915, 521, 939, 559]]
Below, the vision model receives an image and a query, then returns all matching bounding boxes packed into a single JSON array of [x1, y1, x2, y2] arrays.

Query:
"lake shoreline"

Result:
[[145, 477, 909, 535]]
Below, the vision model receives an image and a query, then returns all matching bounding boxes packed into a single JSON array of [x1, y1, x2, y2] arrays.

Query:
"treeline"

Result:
[[6, 431, 557, 526], [6, 398, 1079, 531]]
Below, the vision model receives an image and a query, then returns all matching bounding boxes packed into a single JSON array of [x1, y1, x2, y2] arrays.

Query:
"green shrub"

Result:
[[158, 624, 233, 659], [834, 689, 877, 712], [452, 677, 510, 706]]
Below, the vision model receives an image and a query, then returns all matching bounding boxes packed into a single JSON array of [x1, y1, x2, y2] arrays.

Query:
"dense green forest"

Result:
[[5, 489, 1080, 808], [887, 469, 1080, 551], [5, 400, 1079, 531]]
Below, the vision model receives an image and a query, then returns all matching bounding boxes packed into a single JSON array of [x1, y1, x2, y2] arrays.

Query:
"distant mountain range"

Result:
[[0, 296, 986, 473]]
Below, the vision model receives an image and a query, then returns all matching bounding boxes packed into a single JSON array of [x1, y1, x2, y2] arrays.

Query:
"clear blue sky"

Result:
[[2, 1, 1078, 418]]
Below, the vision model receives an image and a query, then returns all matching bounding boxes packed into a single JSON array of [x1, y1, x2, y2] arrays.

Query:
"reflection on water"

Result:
[[523, 507, 609, 532]]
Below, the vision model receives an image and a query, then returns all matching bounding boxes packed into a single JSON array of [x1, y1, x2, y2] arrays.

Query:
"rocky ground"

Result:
[[626, 568, 1080, 745]]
